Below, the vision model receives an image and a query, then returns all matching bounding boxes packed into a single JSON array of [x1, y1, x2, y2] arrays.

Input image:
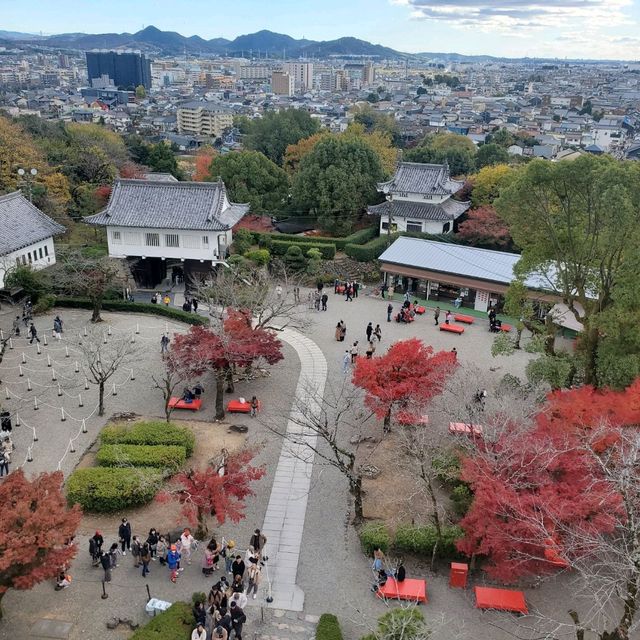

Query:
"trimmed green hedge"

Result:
[[66, 467, 163, 512], [252, 226, 378, 250], [53, 297, 209, 326], [345, 230, 462, 262], [359, 522, 391, 555], [316, 614, 343, 640], [100, 421, 195, 457], [270, 239, 336, 260], [130, 602, 193, 640], [393, 523, 464, 559], [96, 444, 186, 472]]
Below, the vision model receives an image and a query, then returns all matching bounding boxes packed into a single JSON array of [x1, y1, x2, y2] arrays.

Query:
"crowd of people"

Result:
[[85, 519, 268, 639]]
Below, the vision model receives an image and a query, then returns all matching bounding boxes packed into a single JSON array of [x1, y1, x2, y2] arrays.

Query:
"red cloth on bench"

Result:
[[474, 586, 528, 614], [500, 324, 512, 332], [440, 324, 465, 334], [449, 422, 483, 437], [415, 306, 426, 314], [377, 577, 427, 603], [168, 397, 202, 411], [227, 399, 261, 413], [454, 314, 474, 324]]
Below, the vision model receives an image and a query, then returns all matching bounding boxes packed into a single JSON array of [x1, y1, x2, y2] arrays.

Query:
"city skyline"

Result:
[[3, 0, 640, 60]]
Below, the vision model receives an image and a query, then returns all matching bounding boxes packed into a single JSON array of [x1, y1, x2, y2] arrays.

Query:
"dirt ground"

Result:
[[76, 416, 248, 536]]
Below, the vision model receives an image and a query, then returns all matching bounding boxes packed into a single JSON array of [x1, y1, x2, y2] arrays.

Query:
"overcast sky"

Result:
[[3, 0, 640, 59]]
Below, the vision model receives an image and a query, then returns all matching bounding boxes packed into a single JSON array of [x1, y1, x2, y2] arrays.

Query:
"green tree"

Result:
[[429, 132, 476, 154], [469, 164, 514, 207], [351, 104, 400, 145], [404, 145, 475, 177], [283, 245, 306, 271], [291, 137, 384, 235], [209, 151, 289, 214], [476, 143, 510, 169], [495, 156, 640, 385], [146, 142, 182, 179], [488, 128, 515, 147], [135, 84, 146, 99], [244, 108, 319, 165]]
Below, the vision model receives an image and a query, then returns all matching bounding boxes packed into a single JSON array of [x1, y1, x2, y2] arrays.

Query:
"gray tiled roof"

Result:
[[378, 236, 551, 291], [85, 179, 249, 231], [378, 162, 464, 196], [179, 100, 233, 113], [0, 192, 66, 257], [367, 198, 469, 222]]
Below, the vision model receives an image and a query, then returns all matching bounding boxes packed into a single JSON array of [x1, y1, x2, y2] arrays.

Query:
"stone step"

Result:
[[254, 610, 319, 640]]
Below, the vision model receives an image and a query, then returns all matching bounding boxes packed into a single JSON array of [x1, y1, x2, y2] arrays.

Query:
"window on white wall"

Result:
[[145, 233, 160, 247], [124, 232, 140, 245], [406, 221, 422, 232], [44, 245, 48, 256], [112, 231, 122, 244], [39, 248, 43, 259], [202, 236, 209, 246], [182, 235, 200, 250], [165, 234, 179, 248]]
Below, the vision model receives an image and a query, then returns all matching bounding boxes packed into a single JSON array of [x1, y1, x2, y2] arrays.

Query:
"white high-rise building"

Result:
[[284, 62, 313, 91]]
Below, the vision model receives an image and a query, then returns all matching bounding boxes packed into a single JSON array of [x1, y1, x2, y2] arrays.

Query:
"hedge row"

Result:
[[130, 602, 193, 640], [316, 614, 343, 640], [269, 239, 336, 260], [345, 230, 462, 262], [251, 226, 378, 250], [66, 467, 163, 512], [359, 522, 464, 560], [100, 421, 195, 457], [53, 298, 209, 326], [96, 444, 187, 472]]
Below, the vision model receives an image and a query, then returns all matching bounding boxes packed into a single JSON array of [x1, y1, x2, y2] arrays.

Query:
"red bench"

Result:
[[454, 314, 475, 324], [415, 306, 426, 315], [474, 586, 528, 614], [168, 397, 202, 411], [500, 324, 512, 332], [397, 412, 429, 426], [377, 577, 427, 603], [449, 422, 483, 437], [440, 324, 464, 334], [227, 399, 261, 414]]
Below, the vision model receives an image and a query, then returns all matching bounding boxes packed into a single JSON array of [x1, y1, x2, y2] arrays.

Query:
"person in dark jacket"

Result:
[[100, 551, 112, 582], [193, 601, 207, 626], [118, 518, 132, 554], [231, 555, 245, 579], [230, 601, 246, 640]]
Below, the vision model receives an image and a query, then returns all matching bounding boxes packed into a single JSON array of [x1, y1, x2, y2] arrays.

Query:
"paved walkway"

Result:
[[261, 329, 328, 612]]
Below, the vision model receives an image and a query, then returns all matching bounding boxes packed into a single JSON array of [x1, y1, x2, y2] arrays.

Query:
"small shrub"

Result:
[[100, 421, 195, 456], [431, 450, 462, 485], [283, 244, 307, 271], [252, 227, 377, 250], [345, 234, 394, 262], [271, 239, 336, 260], [191, 591, 207, 605], [129, 602, 193, 640], [316, 614, 343, 640], [244, 248, 270, 265], [359, 522, 390, 555], [393, 523, 464, 559], [365, 608, 427, 640], [53, 298, 208, 326], [232, 228, 254, 255], [34, 294, 56, 314], [451, 484, 473, 517], [96, 444, 186, 472], [66, 467, 163, 512]]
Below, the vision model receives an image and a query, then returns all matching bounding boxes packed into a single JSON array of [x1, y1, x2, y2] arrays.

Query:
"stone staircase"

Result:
[[254, 609, 319, 640]]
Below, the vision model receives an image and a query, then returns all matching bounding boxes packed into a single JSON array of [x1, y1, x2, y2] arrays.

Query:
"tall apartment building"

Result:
[[343, 63, 375, 88], [238, 65, 271, 81], [177, 101, 233, 138], [86, 51, 152, 90], [271, 71, 294, 96], [284, 62, 313, 91]]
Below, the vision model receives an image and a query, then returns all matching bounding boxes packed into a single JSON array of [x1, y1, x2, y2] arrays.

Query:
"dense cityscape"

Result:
[[1, 10, 640, 640]]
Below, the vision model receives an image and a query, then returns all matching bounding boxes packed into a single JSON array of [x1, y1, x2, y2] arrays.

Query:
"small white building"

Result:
[[367, 162, 470, 235], [85, 179, 249, 288], [0, 191, 65, 289]]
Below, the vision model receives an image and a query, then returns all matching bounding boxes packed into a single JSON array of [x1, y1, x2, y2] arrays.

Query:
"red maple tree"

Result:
[[193, 147, 217, 182], [352, 338, 457, 431], [164, 447, 266, 537], [171, 311, 283, 418], [456, 205, 513, 251], [0, 471, 82, 618], [119, 161, 146, 179]]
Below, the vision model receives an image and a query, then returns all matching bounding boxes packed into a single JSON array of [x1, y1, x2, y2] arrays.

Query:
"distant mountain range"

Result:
[[0, 26, 624, 63]]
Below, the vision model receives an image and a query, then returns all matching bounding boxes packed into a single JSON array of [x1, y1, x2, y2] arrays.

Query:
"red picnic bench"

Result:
[[449, 422, 483, 437], [376, 577, 427, 603], [415, 306, 426, 315], [168, 397, 202, 411], [499, 324, 512, 332], [454, 314, 475, 324], [474, 586, 528, 614], [440, 324, 465, 334], [227, 399, 261, 414], [397, 412, 429, 426]]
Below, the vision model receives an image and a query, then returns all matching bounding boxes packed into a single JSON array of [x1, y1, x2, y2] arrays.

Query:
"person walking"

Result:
[[366, 341, 375, 359], [0, 438, 10, 477], [12, 315, 21, 337], [247, 557, 262, 599], [28, 323, 40, 344], [445, 310, 452, 325], [131, 535, 142, 567], [250, 396, 259, 418], [119, 518, 132, 554], [350, 341, 359, 364], [345, 284, 353, 302], [157, 535, 168, 565], [90, 531, 104, 566], [387, 303, 393, 323], [147, 528, 159, 559], [192, 298, 199, 313], [321, 293, 328, 311], [100, 551, 112, 583], [380, 282, 387, 299], [366, 322, 373, 342], [141, 542, 151, 577], [53, 315, 63, 340], [374, 324, 382, 342], [163, 294, 171, 306], [434, 306, 441, 326], [223, 539, 236, 574], [342, 350, 350, 374], [181, 528, 196, 565], [353, 281, 359, 298], [167, 544, 181, 582], [404, 291, 410, 303], [108, 543, 119, 568], [230, 602, 246, 640], [314, 290, 321, 311], [161, 334, 170, 353]]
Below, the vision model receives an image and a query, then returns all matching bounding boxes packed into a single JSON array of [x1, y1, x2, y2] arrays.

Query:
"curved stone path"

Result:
[[260, 328, 328, 611]]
